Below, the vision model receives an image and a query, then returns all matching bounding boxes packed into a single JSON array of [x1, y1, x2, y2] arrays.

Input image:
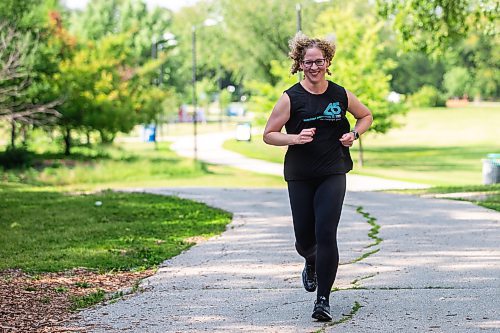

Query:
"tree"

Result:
[[387, 51, 446, 95], [312, 2, 407, 165], [69, 0, 178, 134], [311, 2, 406, 134], [52, 30, 173, 154], [443, 67, 472, 98], [70, 0, 173, 65], [0, 0, 42, 28], [0, 0, 67, 148], [377, 0, 499, 54], [219, 0, 296, 84], [246, 60, 297, 125], [0, 22, 60, 147], [168, 2, 231, 105], [448, 31, 500, 100]]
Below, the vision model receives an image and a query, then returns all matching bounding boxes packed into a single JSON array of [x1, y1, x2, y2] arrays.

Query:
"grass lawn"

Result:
[[0, 137, 286, 271], [2, 140, 285, 190], [0, 185, 232, 273], [224, 105, 500, 186], [395, 183, 500, 212]]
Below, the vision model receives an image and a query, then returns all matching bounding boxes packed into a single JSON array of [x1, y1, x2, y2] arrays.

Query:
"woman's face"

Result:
[[300, 47, 329, 84]]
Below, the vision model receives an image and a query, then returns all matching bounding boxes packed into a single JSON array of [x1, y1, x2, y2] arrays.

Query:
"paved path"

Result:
[[69, 132, 499, 332], [70, 188, 500, 332]]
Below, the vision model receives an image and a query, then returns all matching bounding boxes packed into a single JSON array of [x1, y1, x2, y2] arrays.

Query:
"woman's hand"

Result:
[[293, 128, 316, 145], [339, 132, 355, 147]]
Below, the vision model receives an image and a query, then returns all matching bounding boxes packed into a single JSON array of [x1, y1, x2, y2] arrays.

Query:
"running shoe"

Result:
[[312, 296, 332, 321], [302, 262, 317, 292]]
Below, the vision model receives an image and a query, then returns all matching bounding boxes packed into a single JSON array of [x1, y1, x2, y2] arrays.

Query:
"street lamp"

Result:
[[295, 1, 332, 81], [191, 25, 198, 161], [191, 17, 223, 161], [296, 4, 303, 81], [152, 32, 177, 86], [151, 32, 177, 144], [296, 3, 302, 33], [296, 0, 332, 34]]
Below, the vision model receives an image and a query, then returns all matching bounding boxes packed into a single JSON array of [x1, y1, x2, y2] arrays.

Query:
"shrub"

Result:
[[443, 67, 472, 98], [407, 85, 446, 107], [0, 146, 33, 169]]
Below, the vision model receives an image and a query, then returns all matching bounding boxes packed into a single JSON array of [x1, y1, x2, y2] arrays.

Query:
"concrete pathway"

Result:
[[68, 131, 499, 332], [70, 188, 500, 332]]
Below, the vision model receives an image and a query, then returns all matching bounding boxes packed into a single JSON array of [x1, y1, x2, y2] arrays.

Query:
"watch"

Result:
[[351, 130, 359, 140]]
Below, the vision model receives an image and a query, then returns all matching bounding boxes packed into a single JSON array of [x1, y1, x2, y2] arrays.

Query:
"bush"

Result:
[[0, 146, 33, 169], [407, 85, 446, 107], [443, 67, 472, 98]]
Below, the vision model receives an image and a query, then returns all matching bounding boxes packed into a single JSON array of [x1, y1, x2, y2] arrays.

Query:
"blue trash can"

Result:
[[143, 124, 156, 142]]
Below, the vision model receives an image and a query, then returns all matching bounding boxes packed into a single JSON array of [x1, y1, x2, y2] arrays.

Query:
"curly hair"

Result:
[[288, 32, 336, 75]]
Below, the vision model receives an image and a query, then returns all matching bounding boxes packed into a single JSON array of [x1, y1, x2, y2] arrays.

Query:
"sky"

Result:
[[62, 0, 200, 12]]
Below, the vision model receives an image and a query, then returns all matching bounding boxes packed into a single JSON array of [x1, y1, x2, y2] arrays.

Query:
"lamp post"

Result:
[[218, 63, 223, 130], [151, 32, 177, 144], [296, 3, 302, 33], [296, 1, 332, 82], [191, 18, 222, 161], [191, 25, 198, 161], [152, 32, 177, 86], [296, 4, 303, 82], [296, 0, 332, 34]]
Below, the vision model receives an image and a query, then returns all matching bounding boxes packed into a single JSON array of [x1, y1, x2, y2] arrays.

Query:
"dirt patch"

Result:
[[0, 268, 155, 332]]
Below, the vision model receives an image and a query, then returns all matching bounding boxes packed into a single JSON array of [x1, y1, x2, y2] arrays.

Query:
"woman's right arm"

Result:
[[263, 93, 315, 146]]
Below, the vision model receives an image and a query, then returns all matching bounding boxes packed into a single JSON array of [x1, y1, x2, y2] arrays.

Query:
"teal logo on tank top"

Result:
[[323, 102, 342, 118], [303, 102, 342, 122]]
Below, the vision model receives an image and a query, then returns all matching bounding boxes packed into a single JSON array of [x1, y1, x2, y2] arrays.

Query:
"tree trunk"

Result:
[[63, 127, 71, 156], [21, 124, 28, 146], [99, 130, 115, 144], [358, 136, 364, 168], [86, 130, 91, 146], [10, 120, 17, 148]]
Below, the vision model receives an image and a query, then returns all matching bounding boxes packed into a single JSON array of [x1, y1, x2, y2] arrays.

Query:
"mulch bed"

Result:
[[0, 268, 155, 332]]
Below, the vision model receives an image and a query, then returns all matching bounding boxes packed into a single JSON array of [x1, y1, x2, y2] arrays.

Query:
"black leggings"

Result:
[[287, 174, 346, 299]]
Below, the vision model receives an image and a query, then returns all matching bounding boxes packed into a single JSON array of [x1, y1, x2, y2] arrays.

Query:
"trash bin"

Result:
[[482, 154, 500, 184], [235, 122, 252, 142], [143, 124, 156, 142]]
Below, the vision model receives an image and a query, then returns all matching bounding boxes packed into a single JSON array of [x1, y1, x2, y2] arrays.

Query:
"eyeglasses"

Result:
[[302, 58, 326, 68]]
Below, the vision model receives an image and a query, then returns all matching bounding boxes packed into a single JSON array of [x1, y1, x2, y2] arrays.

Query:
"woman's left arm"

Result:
[[339, 90, 373, 147]]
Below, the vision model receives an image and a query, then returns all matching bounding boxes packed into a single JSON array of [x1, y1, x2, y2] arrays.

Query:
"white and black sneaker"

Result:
[[312, 296, 332, 321], [302, 262, 317, 292]]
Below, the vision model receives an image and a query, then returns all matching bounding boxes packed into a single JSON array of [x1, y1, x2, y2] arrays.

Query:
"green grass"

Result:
[[403, 183, 500, 194], [1, 140, 285, 190], [0, 186, 232, 272], [224, 105, 500, 186], [70, 289, 106, 311], [397, 184, 500, 212], [0, 125, 284, 274]]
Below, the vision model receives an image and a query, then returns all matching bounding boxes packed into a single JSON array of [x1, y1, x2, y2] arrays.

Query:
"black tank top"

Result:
[[283, 81, 353, 181]]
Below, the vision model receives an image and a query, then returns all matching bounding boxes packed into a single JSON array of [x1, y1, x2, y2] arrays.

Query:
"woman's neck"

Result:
[[300, 79, 328, 95]]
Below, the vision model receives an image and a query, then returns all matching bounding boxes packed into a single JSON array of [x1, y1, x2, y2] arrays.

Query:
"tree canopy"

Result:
[[1, 0, 498, 155], [377, 0, 499, 54]]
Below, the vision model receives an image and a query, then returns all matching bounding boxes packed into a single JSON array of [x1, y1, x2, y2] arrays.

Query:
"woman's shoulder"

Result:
[[327, 80, 346, 91], [327, 80, 348, 103], [285, 82, 302, 93]]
